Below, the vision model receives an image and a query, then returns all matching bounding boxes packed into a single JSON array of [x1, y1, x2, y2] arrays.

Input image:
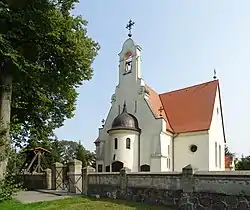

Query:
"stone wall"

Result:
[[88, 172, 120, 198], [84, 165, 250, 209]]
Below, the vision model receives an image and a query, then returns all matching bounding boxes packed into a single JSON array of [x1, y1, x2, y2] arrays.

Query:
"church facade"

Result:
[[94, 37, 226, 173]]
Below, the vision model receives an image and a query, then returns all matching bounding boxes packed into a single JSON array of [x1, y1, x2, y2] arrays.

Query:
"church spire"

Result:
[[118, 20, 142, 85], [126, 19, 135, 38]]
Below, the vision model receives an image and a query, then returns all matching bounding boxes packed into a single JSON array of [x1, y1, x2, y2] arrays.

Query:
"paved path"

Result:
[[14, 190, 71, 204]]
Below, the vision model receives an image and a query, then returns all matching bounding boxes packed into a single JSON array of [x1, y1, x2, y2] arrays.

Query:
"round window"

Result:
[[190, 144, 198, 153]]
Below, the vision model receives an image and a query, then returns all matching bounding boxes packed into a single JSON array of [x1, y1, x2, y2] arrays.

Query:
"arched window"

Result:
[[140, 164, 150, 172], [114, 138, 118, 149], [126, 138, 131, 149], [112, 161, 124, 172]]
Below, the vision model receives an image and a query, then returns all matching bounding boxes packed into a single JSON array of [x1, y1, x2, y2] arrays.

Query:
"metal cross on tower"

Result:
[[126, 19, 135, 37]]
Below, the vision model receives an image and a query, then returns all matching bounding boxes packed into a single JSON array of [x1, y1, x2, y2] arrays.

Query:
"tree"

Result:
[[43, 139, 95, 167], [75, 141, 96, 168], [0, 0, 99, 177], [59, 140, 79, 164], [44, 138, 64, 167], [6, 147, 25, 174], [225, 145, 234, 156], [235, 155, 250, 170]]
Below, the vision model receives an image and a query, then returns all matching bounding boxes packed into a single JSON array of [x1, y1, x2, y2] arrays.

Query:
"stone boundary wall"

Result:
[[50, 161, 250, 209], [83, 166, 250, 209]]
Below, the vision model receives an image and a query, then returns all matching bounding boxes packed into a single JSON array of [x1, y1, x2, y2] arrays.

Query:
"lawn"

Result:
[[1, 196, 175, 210]]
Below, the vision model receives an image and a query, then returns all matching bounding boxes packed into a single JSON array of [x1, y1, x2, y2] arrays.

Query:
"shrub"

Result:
[[0, 174, 20, 202]]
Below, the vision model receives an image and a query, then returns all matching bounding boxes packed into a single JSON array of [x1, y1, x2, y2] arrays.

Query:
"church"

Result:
[[94, 21, 226, 173]]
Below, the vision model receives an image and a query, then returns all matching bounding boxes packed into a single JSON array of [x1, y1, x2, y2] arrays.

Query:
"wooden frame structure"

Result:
[[20, 147, 50, 173]]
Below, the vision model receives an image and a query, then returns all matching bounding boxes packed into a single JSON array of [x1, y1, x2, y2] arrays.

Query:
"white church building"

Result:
[[94, 24, 226, 173]]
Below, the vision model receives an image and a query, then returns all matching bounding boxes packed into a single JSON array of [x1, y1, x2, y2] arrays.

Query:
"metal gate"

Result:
[[54, 166, 82, 194], [54, 166, 69, 191]]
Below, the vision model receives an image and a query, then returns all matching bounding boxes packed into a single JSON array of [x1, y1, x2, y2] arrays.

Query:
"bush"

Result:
[[0, 174, 20, 202]]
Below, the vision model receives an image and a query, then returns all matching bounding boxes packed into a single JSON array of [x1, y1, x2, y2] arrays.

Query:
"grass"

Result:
[[0, 196, 175, 210]]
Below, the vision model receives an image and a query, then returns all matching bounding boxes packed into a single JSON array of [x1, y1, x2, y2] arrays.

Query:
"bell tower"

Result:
[[118, 20, 142, 87]]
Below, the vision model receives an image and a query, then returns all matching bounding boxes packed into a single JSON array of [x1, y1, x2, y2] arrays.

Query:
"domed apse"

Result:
[[108, 102, 140, 133]]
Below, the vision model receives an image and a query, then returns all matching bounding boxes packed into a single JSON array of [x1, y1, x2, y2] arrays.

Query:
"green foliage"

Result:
[[6, 148, 25, 174], [0, 174, 20, 202], [225, 145, 234, 156], [0, 0, 100, 148], [41, 139, 96, 167], [59, 140, 79, 164], [235, 155, 250, 170], [75, 141, 96, 168], [44, 138, 64, 166]]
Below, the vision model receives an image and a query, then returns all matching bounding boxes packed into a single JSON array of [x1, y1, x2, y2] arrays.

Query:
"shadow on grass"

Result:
[[88, 197, 177, 210]]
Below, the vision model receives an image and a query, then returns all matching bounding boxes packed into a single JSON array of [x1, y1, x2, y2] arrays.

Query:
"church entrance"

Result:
[[111, 161, 124, 172]]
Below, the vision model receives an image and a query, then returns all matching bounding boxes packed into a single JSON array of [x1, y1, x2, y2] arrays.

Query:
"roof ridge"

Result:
[[159, 79, 219, 95]]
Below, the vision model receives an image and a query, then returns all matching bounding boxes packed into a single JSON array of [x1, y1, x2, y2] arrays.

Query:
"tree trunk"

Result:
[[0, 66, 12, 180]]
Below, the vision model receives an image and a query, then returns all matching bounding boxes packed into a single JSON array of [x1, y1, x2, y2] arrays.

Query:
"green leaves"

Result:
[[75, 141, 96, 168], [0, 0, 99, 147], [235, 156, 250, 170], [43, 139, 96, 167], [0, 174, 20, 202]]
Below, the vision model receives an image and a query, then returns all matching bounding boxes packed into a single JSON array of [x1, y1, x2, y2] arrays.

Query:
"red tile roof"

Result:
[[146, 80, 225, 136], [94, 79, 226, 143], [145, 85, 173, 132]]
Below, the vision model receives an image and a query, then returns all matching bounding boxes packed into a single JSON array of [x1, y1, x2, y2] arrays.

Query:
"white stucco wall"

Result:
[[108, 130, 139, 172], [159, 132, 172, 171], [95, 38, 224, 173], [208, 87, 225, 171], [96, 38, 170, 172], [174, 131, 209, 172]]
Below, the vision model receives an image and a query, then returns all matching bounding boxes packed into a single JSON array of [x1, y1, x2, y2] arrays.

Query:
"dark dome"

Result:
[[108, 102, 140, 133]]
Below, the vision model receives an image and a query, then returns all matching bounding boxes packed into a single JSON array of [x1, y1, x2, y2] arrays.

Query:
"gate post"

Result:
[[179, 164, 195, 209], [51, 162, 64, 190], [181, 164, 195, 193], [68, 159, 82, 193], [45, 168, 52, 190], [82, 166, 95, 196], [119, 167, 130, 198]]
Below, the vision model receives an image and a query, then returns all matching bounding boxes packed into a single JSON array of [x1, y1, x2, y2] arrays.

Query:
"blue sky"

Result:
[[55, 0, 250, 157]]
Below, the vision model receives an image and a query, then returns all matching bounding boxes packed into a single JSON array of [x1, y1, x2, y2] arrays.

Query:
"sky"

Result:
[[55, 0, 250, 157]]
